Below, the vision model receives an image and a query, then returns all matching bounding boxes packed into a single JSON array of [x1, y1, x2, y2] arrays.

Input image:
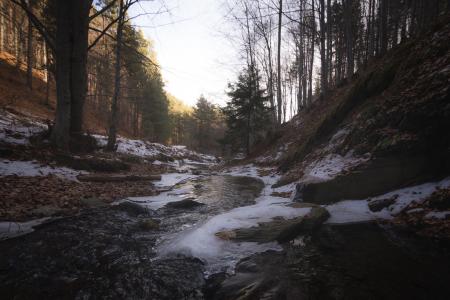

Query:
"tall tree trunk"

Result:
[[319, 0, 328, 97], [51, 0, 72, 149], [344, 0, 354, 79], [0, 1, 4, 52], [50, 0, 93, 149], [326, 0, 332, 85], [308, 0, 315, 107], [26, 2, 34, 90], [379, 0, 388, 55], [276, 0, 282, 123], [69, 0, 91, 136], [106, 0, 125, 151]]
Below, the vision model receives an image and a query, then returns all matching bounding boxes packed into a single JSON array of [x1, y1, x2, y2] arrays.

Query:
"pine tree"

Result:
[[223, 67, 270, 155]]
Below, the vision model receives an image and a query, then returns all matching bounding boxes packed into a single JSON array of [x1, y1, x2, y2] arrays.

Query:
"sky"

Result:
[[128, 0, 240, 107]]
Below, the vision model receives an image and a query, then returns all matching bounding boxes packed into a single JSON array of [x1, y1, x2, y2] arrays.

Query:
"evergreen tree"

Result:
[[223, 67, 270, 155], [193, 95, 217, 151]]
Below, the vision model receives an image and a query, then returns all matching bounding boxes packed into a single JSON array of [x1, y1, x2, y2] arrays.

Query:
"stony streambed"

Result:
[[1, 173, 450, 299]]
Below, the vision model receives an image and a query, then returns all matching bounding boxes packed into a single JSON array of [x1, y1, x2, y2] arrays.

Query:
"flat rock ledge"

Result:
[[215, 206, 330, 243]]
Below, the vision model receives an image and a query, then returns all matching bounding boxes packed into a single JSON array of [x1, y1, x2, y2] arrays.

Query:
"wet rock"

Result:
[[80, 197, 107, 208], [368, 195, 398, 212], [115, 201, 149, 216], [192, 169, 202, 175], [55, 154, 130, 172], [291, 183, 306, 202], [30, 205, 61, 217], [302, 155, 448, 204], [214, 223, 450, 300], [155, 153, 175, 162], [287, 202, 319, 208], [165, 198, 205, 209], [216, 206, 330, 243], [426, 188, 450, 210], [137, 218, 160, 230], [203, 272, 228, 299]]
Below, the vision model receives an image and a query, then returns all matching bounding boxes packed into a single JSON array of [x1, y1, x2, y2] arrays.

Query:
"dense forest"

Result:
[[0, 0, 225, 154], [220, 0, 449, 154], [1, 0, 447, 156]]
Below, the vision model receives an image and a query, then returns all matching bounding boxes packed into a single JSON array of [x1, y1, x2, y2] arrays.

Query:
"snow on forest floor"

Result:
[[0, 217, 52, 241], [93, 134, 216, 163], [302, 151, 370, 182], [0, 159, 85, 181], [0, 110, 47, 145]]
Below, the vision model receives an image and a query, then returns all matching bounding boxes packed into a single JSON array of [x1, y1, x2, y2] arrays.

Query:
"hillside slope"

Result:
[[250, 19, 450, 238]]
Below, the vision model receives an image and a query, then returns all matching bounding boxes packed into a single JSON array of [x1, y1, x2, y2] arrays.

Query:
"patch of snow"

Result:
[[0, 159, 85, 181], [154, 164, 310, 274], [425, 211, 450, 220], [0, 110, 47, 145], [92, 134, 217, 164], [405, 208, 424, 214], [303, 151, 369, 182], [128, 187, 194, 210], [0, 218, 51, 240], [370, 178, 450, 215], [325, 177, 450, 224], [125, 173, 199, 210], [154, 173, 198, 188], [326, 200, 377, 224], [156, 195, 311, 274]]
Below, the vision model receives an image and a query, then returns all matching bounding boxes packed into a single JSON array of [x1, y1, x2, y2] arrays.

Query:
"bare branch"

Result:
[[89, 0, 118, 21]]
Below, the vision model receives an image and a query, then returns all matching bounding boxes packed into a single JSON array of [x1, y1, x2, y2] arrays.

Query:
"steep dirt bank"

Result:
[[248, 19, 450, 240]]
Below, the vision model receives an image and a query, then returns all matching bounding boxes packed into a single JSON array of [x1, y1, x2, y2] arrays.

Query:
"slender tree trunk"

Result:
[[308, 0, 315, 107], [69, 0, 91, 136], [319, 0, 328, 97], [379, 0, 388, 55], [107, 0, 125, 151], [344, 0, 354, 79], [276, 0, 282, 123], [51, 1, 72, 149], [26, 2, 34, 90], [326, 0, 332, 85], [0, 1, 4, 52]]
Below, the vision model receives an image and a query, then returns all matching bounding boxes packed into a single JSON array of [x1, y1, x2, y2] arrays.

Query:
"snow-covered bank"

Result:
[[0, 217, 51, 240], [0, 110, 47, 145], [93, 134, 216, 163], [0, 159, 85, 181], [325, 177, 450, 224]]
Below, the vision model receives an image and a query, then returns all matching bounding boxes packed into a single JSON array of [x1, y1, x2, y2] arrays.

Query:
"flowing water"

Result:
[[1, 173, 450, 299], [0, 174, 267, 299]]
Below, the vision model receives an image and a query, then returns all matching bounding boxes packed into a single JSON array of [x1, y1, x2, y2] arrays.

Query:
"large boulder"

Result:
[[216, 206, 330, 243], [302, 155, 449, 204], [115, 201, 149, 216], [165, 198, 205, 209], [368, 195, 398, 212]]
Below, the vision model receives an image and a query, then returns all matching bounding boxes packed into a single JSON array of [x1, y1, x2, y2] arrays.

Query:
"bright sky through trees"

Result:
[[128, 0, 237, 106]]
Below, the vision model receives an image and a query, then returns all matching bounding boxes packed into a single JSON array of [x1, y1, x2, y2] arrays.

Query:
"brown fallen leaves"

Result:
[[392, 188, 450, 241], [0, 174, 157, 221]]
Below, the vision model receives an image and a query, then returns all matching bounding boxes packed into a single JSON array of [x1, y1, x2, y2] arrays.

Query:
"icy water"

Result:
[[0, 174, 267, 299], [1, 173, 450, 299]]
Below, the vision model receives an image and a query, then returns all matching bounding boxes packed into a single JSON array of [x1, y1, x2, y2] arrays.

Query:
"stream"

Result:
[[1, 172, 450, 299]]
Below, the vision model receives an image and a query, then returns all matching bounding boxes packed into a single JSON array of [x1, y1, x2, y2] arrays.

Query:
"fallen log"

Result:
[[77, 174, 161, 182]]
